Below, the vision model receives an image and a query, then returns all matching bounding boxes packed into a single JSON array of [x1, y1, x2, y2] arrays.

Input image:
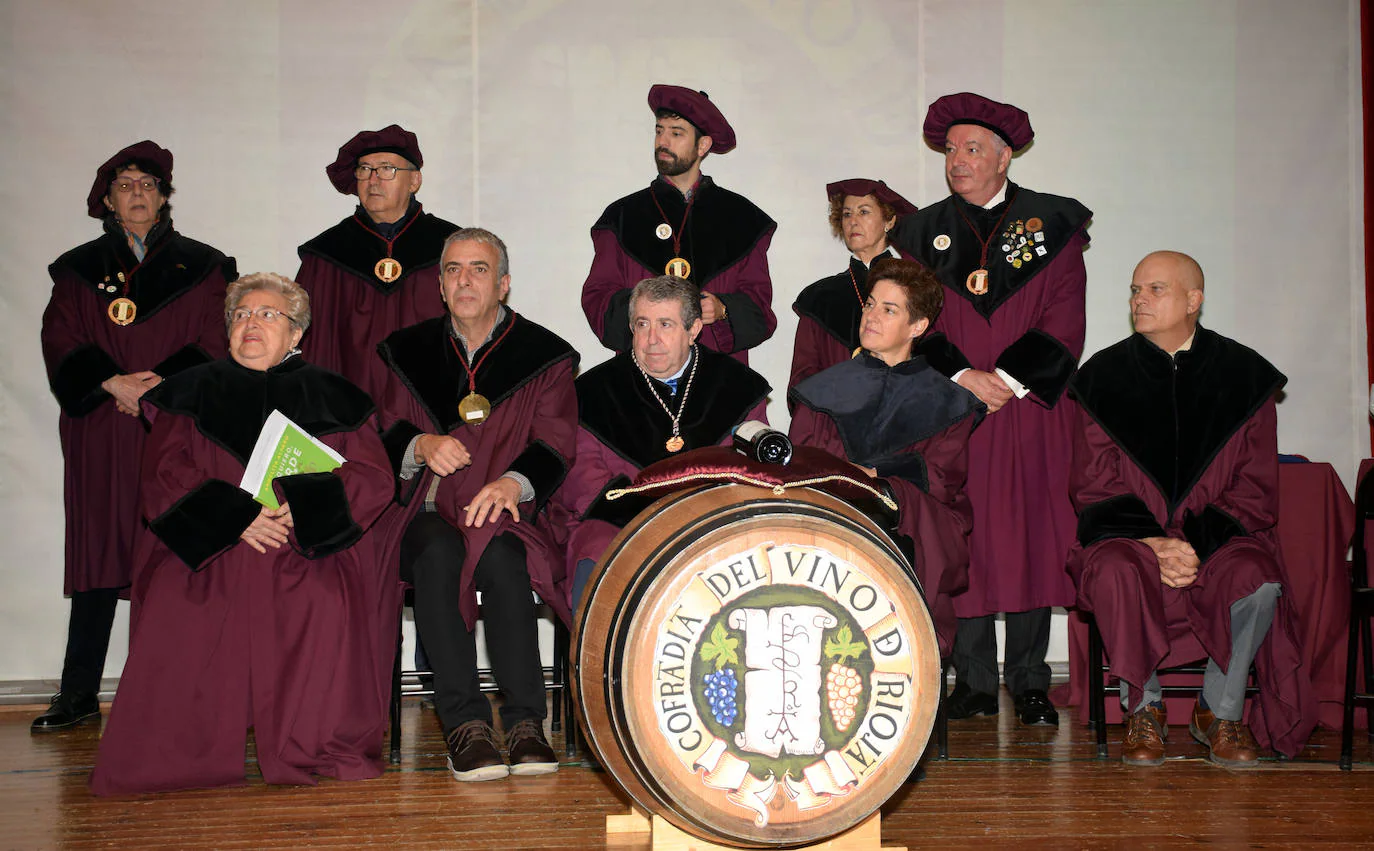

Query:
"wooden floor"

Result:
[[2, 691, 1371, 850]]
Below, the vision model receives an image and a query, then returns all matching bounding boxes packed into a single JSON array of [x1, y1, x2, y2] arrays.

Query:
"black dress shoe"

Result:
[[1012, 688, 1059, 727], [31, 692, 100, 732], [945, 683, 998, 719]]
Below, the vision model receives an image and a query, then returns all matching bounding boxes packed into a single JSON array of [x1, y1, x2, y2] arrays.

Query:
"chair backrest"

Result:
[[1352, 472, 1374, 588]]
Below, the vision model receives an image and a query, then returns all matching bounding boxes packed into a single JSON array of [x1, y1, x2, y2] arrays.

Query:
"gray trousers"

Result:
[[1122, 582, 1281, 721]]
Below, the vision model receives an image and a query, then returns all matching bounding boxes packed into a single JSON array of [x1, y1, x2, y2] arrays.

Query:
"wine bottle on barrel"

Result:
[[733, 420, 793, 465]]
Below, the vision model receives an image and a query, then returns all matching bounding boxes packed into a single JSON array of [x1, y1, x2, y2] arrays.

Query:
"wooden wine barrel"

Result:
[[573, 483, 940, 848]]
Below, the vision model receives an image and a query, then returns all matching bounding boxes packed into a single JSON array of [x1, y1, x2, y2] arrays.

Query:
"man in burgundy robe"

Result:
[[37, 141, 234, 732], [788, 178, 916, 396], [582, 84, 776, 363], [551, 275, 770, 612], [295, 125, 460, 400], [889, 93, 1091, 726], [1067, 250, 1315, 766], [371, 228, 578, 782], [788, 260, 985, 658], [90, 336, 396, 794]]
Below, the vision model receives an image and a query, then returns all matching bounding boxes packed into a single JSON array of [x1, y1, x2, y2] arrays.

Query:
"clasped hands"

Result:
[[414, 433, 521, 528], [102, 371, 161, 416], [242, 503, 293, 553], [956, 369, 1014, 413], [1139, 536, 1200, 588]]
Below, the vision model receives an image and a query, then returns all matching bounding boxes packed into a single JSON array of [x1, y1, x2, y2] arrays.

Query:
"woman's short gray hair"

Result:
[[224, 272, 311, 333]]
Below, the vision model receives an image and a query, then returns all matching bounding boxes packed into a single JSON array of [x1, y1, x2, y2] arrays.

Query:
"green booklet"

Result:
[[238, 410, 346, 509]]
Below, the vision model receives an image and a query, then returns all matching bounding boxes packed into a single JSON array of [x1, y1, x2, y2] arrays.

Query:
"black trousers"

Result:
[[60, 587, 121, 697], [399, 513, 545, 735], [950, 607, 1052, 696]]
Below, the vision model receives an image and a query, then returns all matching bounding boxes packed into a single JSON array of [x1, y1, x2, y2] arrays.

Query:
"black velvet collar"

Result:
[[577, 347, 771, 469], [296, 205, 460, 292], [591, 176, 774, 287], [49, 224, 235, 324], [790, 354, 985, 466], [145, 356, 376, 465], [792, 257, 872, 349], [889, 183, 1091, 318], [377, 312, 578, 433], [1069, 327, 1285, 512]]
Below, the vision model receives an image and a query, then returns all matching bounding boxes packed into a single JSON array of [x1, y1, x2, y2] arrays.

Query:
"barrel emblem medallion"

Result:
[[625, 538, 927, 832]]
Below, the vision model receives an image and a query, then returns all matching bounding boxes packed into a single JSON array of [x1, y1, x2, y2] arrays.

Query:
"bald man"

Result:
[[1065, 251, 1314, 767]]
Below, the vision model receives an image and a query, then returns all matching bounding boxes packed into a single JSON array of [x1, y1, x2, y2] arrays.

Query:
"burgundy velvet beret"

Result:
[[648, 85, 736, 154], [825, 178, 918, 216], [325, 124, 424, 194], [86, 140, 173, 219], [923, 92, 1034, 151]]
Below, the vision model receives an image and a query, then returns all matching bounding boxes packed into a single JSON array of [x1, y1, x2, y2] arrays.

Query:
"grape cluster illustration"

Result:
[[703, 667, 739, 726], [824, 625, 867, 732], [699, 622, 741, 728]]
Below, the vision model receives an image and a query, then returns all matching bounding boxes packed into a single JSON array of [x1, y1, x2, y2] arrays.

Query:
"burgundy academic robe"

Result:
[[891, 184, 1090, 616], [1067, 330, 1314, 757], [582, 176, 776, 363], [551, 355, 769, 607], [41, 224, 234, 594], [373, 314, 579, 629], [295, 205, 459, 401], [90, 359, 396, 794], [789, 404, 976, 658]]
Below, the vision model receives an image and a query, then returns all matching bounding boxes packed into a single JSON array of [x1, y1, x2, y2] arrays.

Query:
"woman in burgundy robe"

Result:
[[787, 178, 916, 397], [90, 273, 396, 795], [789, 259, 984, 656], [36, 141, 234, 732]]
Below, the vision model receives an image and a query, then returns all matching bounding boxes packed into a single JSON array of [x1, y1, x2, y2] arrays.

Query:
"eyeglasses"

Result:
[[110, 177, 161, 194], [354, 164, 418, 181], [228, 306, 290, 324]]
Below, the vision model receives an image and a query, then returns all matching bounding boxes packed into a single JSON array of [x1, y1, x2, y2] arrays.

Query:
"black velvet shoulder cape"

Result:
[[591, 176, 774, 287], [1069, 327, 1285, 512], [376, 312, 579, 434], [50, 222, 236, 324], [146, 356, 376, 465], [297, 205, 461, 291], [891, 183, 1091, 318], [577, 347, 771, 469], [790, 354, 985, 471], [792, 257, 873, 349]]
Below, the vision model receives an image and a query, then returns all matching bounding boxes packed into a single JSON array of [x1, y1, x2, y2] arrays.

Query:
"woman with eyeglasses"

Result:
[[36, 141, 235, 733], [90, 272, 397, 794]]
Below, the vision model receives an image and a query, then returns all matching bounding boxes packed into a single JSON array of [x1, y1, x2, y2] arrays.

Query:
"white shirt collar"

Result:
[[982, 181, 1009, 210], [1170, 330, 1198, 358]]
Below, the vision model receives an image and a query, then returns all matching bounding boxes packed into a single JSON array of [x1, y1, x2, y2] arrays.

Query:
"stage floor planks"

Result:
[[1, 691, 1371, 850]]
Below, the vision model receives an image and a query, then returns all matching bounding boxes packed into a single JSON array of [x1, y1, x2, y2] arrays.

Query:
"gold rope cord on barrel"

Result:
[[604, 472, 899, 511]]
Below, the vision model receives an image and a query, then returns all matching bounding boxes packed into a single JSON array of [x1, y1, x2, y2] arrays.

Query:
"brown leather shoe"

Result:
[[445, 720, 509, 782], [1122, 704, 1167, 766], [506, 719, 559, 776], [1190, 703, 1260, 767]]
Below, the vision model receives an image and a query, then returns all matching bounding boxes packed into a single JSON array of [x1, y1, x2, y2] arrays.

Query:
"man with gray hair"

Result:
[[294, 124, 460, 401], [551, 275, 770, 610], [370, 228, 579, 782], [888, 92, 1093, 727]]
